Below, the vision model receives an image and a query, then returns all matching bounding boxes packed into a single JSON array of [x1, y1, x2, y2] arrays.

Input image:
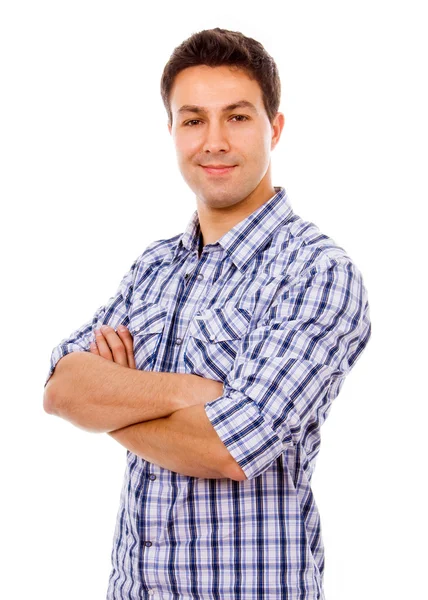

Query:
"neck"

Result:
[[197, 175, 276, 247]]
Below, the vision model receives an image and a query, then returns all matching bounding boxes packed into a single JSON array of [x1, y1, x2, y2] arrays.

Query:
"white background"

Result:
[[1, 1, 427, 598]]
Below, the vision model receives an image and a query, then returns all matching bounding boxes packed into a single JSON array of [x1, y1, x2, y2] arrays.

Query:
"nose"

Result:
[[202, 122, 230, 154]]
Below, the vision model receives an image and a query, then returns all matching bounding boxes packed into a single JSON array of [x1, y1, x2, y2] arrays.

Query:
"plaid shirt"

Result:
[[46, 187, 372, 599]]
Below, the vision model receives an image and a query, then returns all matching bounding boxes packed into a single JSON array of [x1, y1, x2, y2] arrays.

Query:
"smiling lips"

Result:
[[201, 165, 236, 175]]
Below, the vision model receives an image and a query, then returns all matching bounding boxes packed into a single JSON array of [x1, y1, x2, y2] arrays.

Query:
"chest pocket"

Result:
[[184, 305, 251, 381], [128, 301, 168, 371]]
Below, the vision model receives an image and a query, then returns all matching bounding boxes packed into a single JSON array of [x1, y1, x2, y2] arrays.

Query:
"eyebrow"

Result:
[[177, 100, 259, 116]]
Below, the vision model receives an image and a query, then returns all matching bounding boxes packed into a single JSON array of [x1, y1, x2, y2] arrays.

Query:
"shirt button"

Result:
[[148, 474, 156, 481], [144, 541, 152, 547], [175, 338, 182, 345], [196, 273, 204, 280]]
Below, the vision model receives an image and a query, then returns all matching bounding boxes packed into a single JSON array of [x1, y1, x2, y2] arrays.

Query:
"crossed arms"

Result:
[[43, 325, 247, 481], [44, 257, 371, 483]]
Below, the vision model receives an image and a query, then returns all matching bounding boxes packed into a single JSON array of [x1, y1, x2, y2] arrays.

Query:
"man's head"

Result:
[[161, 28, 281, 128], [161, 28, 285, 214]]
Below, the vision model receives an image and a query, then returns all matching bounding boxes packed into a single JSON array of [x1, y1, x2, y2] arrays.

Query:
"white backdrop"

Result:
[[1, 1, 426, 598]]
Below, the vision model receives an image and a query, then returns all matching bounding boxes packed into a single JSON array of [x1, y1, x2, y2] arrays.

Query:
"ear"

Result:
[[270, 112, 285, 150]]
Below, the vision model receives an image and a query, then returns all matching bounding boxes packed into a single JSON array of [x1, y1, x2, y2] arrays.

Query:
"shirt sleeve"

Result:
[[44, 255, 139, 388], [203, 258, 372, 480]]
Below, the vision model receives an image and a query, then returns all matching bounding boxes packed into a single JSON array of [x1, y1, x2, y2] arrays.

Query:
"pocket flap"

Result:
[[188, 306, 251, 342], [128, 302, 168, 336]]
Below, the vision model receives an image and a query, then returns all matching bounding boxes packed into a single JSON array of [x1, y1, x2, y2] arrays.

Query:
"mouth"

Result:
[[201, 165, 237, 176]]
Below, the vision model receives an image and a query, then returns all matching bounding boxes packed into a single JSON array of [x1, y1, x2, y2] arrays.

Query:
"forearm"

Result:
[[44, 351, 222, 433], [108, 403, 246, 481]]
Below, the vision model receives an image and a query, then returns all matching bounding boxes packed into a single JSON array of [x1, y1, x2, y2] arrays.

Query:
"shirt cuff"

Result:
[[204, 390, 290, 480]]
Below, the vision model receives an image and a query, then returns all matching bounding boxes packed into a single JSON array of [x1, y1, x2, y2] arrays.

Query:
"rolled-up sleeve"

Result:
[[204, 258, 372, 480], [44, 256, 139, 388]]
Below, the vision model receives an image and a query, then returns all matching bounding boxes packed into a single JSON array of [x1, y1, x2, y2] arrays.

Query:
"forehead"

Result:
[[169, 65, 264, 113]]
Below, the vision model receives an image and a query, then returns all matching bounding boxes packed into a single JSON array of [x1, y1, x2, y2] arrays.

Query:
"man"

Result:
[[44, 27, 372, 600]]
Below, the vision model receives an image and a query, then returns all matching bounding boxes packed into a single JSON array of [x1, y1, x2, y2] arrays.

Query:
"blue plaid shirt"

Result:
[[46, 186, 371, 599]]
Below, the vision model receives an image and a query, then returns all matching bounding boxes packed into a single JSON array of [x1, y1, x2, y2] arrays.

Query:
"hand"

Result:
[[90, 325, 224, 403], [90, 325, 136, 369]]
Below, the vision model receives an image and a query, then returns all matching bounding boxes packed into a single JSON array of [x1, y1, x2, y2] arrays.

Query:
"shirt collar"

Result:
[[172, 186, 294, 272]]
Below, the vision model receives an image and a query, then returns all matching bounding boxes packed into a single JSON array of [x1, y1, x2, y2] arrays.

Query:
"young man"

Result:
[[44, 28, 372, 600]]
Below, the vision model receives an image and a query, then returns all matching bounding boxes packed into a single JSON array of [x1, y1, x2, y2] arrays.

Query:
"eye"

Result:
[[183, 120, 201, 127], [230, 115, 249, 122]]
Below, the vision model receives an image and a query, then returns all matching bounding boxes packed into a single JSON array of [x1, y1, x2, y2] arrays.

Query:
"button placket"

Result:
[[177, 253, 222, 367]]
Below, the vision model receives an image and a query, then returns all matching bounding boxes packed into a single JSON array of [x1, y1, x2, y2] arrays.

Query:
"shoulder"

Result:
[[135, 233, 182, 265], [263, 214, 370, 341], [267, 212, 362, 284], [128, 233, 182, 288]]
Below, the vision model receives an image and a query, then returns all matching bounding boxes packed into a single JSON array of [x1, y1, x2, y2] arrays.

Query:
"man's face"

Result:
[[168, 65, 283, 210]]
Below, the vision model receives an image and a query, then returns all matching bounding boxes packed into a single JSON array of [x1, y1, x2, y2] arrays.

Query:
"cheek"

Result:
[[175, 133, 201, 159], [238, 128, 267, 155]]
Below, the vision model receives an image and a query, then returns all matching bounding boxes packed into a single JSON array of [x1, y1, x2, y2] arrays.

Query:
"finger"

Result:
[[98, 326, 129, 367], [116, 326, 136, 369], [89, 341, 100, 355], [94, 328, 113, 361]]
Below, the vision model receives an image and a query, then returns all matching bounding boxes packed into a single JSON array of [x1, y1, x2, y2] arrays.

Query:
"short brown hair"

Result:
[[160, 27, 281, 126]]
